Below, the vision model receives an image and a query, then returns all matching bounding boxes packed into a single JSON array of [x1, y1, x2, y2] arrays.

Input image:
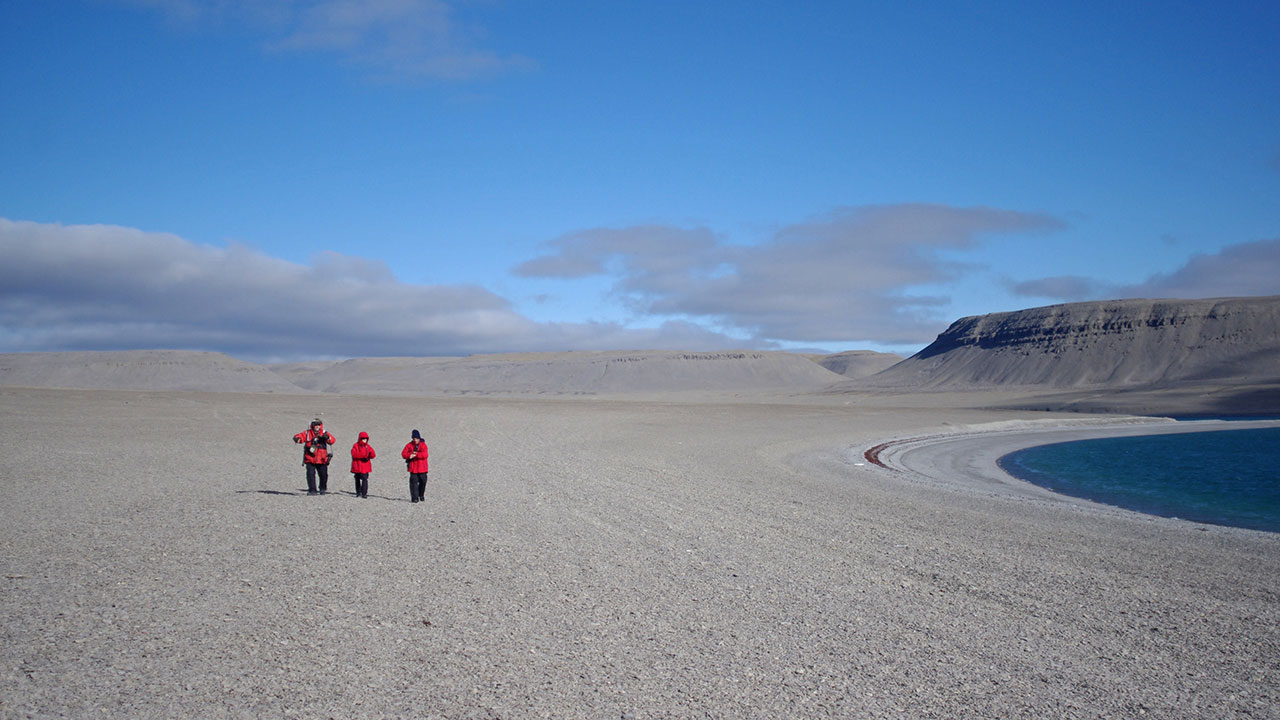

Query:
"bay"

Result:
[[998, 426, 1280, 533]]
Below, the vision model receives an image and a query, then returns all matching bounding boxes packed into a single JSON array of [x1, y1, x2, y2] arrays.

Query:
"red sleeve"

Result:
[[401, 443, 412, 460], [369, 447, 377, 460]]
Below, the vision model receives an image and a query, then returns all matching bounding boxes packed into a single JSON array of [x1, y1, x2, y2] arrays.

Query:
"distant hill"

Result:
[[812, 350, 903, 378], [0, 349, 868, 396], [29, 295, 1274, 405], [273, 350, 847, 396], [0, 350, 307, 392], [265, 361, 335, 387], [860, 296, 1280, 390]]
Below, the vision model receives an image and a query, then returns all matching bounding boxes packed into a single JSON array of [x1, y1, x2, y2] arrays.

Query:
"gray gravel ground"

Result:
[[2, 387, 1278, 718]]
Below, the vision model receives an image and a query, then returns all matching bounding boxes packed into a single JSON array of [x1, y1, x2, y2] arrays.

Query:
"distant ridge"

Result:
[[5, 296, 1275, 403], [0, 349, 871, 396], [275, 350, 847, 396], [861, 296, 1280, 390], [0, 350, 306, 392]]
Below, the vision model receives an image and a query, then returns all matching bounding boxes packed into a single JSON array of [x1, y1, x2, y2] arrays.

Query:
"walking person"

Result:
[[401, 429, 429, 503], [293, 418, 336, 495], [350, 431, 376, 498]]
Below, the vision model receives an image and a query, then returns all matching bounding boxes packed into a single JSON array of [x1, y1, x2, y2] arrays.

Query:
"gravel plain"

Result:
[[2, 387, 1278, 719]]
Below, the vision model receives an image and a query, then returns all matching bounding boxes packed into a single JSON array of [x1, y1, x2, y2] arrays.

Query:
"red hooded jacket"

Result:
[[350, 432, 376, 473], [293, 424, 335, 465], [401, 439, 429, 473]]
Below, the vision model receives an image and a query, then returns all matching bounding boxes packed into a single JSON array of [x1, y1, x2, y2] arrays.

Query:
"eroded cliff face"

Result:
[[867, 296, 1280, 389]]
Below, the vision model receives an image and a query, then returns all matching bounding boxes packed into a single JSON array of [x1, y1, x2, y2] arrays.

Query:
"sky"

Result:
[[2, 0, 1278, 362]]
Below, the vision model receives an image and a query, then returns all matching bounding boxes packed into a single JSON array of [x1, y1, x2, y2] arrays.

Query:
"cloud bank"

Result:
[[1011, 238, 1280, 302], [0, 219, 738, 360], [6, 210, 1269, 361], [116, 0, 533, 80], [515, 205, 1066, 346]]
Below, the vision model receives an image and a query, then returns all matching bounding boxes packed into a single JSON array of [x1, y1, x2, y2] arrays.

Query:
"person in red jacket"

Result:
[[293, 418, 336, 495], [350, 431, 376, 499], [401, 429, 429, 503]]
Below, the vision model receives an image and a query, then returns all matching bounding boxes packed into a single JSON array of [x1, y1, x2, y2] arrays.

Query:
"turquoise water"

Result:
[[998, 426, 1280, 533]]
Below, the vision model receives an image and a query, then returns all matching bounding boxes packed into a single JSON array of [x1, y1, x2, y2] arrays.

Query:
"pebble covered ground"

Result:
[[1, 387, 1277, 718]]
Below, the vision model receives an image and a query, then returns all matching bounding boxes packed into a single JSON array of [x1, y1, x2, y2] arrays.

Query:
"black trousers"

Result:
[[409, 472, 428, 501], [353, 472, 369, 497], [306, 463, 329, 493]]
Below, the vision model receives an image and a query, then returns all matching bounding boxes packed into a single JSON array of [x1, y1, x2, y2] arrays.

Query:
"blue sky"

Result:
[[2, 0, 1278, 361]]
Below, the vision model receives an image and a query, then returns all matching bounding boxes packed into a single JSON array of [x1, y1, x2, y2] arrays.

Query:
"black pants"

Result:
[[353, 472, 369, 497], [409, 472, 428, 502], [306, 463, 329, 493]]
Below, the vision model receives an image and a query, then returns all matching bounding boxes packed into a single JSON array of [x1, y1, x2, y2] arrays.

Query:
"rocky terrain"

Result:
[[2, 388, 1277, 718], [3, 298, 1280, 716], [859, 295, 1280, 391]]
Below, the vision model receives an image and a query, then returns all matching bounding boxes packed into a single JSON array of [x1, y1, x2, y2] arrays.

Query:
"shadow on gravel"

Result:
[[235, 489, 416, 502], [333, 490, 421, 503]]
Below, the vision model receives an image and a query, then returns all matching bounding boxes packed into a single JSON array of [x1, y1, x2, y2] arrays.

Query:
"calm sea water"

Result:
[[998, 426, 1280, 533]]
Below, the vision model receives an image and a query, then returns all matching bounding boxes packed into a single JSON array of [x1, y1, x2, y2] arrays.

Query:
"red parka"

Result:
[[402, 439, 429, 473], [293, 425, 336, 465], [351, 432, 376, 473]]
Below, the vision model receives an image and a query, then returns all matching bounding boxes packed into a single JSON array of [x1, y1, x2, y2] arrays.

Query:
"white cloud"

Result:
[[515, 204, 1065, 345], [1011, 238, 1280, 302], [0, 219, 747, 360], [1008, 275, 1106, 302], [113, 0, 533, 80]]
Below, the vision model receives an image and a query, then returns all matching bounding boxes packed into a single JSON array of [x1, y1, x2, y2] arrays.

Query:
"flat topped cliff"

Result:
[[862, 295, 1280, 389]]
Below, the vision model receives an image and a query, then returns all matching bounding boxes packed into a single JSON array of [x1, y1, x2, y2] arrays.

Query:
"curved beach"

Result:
[[2, 387, 1278, 718], [865, 416, 1280, 509]]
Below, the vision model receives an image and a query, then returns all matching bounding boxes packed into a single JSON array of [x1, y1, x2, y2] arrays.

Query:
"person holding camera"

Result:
[[350, 431, 376, 498], [401, 429, 429, 503], [293, 418, 336, 495]]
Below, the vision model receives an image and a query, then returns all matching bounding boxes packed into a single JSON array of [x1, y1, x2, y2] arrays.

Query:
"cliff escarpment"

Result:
[[863, 296, 1280, 389]]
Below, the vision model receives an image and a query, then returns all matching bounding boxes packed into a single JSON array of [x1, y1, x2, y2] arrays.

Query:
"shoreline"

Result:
[[862, 416, 1280, 527], [4, 388, 1280, 717]]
